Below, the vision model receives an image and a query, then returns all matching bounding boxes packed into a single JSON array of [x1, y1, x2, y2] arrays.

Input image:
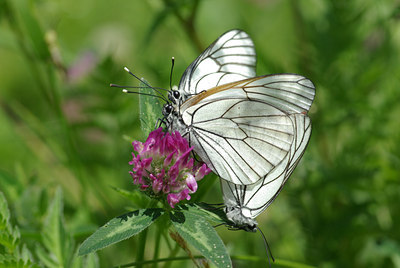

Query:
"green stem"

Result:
[[136, 228, 148, 268], [116, 256, 316, 268], [163, 0, 203, 53], [163, 243, 180, 268], [116, 255, 203, 267], [6, 2, 53, 106], [162, 230, 172, 251], [151, 227, 162, 268], [4, 0, 94, 206], [289, 0, 312, 75]]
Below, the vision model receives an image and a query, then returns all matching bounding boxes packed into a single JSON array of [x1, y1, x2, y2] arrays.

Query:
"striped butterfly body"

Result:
[[162, 29, 315, 231]]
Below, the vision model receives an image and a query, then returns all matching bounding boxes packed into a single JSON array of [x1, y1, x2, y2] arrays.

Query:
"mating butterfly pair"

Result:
[[160, 29, 315, 231]]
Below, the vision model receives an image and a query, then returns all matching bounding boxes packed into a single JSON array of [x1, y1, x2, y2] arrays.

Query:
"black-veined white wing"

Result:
[[177, 75, 315, 185], [178, 29, 256, 96], [239, 74, 315, 113], [181, 98, 294, 185], [221, 113, 311, 220]]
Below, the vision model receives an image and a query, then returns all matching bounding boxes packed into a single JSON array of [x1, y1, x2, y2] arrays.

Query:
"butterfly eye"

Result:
[[173, 90, 180, 99], [162, 103, 173, 116]]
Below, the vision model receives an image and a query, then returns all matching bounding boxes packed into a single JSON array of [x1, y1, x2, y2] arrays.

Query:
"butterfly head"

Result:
[[161, 88, 187, 133], [162, 103, 173, 117], [225, 200, 258, 232], [167, 89, 181, 104]]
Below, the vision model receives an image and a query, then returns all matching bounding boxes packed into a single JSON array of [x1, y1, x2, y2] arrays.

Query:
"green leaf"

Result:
[[35, 245, 58, 268], [177, 203, 229, 225], [109, 185, 152, 209], [0, 191, 20, 252], [144, 5, 174, 45], [0, 0, 6, 21], [0, 191, 11, 229], [78, 208, 165, 256], [139, 80, 163, 134], [82, 252, 100, 268], [0, 0, 14, 25], [0, 192, 39, 267], [170, 210, 232, 268], [0, 256, 41, 268], [16, 1, 51, 61], [0, 169, 23, 202], [39, 187, 74, 267], [70, 249, 99, 268]]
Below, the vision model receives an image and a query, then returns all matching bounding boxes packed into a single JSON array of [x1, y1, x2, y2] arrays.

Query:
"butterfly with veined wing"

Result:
[[160, 29, 315, 232]]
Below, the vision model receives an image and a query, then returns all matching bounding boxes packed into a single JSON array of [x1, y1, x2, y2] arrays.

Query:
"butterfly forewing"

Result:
[[178, 29, 256, 96], [178, 74, 315, 185], [181, 75, 315, 114], [181, 98, 295, 185]]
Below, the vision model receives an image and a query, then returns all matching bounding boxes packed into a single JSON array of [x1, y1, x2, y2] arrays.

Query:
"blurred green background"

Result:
[[1, 0, 400, 267]]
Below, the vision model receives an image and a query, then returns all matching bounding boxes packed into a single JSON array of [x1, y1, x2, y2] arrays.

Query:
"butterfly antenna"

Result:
[[256, 226, 275, 268], [169, 57, 175, 90], [110, 84, 168, 92], [120, 89, 167, 101], [110, 84, 166, 101], [123, 66, 168, 102]]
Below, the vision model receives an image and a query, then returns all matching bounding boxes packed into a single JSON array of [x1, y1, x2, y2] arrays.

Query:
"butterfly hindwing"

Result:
[[220, 113, 311, 219]]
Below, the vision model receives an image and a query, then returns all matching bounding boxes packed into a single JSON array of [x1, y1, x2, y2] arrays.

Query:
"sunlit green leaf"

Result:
[[0, 192, 39, 267], [78, 208, 164, 255], [0, 256, 41, 268], [15, 1, 51, 61], [35, 245, 57, 268], [0, 192, 10, 228], [109, 185, 152, 209], [39, 187, 74, 267], [176, 203, 228, 225], [139, 80, 164, 135], [170, 210, 232, 268], [71, 249, 99, 268], [0, 192, 16, 252]]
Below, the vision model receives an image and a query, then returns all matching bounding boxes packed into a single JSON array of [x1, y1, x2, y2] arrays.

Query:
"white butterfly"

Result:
[[162, 29, 315, 231]]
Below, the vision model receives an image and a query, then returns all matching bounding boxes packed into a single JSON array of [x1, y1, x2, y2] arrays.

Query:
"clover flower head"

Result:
[[129, 128, 211, 208]]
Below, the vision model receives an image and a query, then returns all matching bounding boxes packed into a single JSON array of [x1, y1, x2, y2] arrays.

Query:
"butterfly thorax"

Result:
[[166, 111, 188, 135], [163, 89, 190, 135]]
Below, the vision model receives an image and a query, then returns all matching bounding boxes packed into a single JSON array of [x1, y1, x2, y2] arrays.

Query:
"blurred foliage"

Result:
[[0, 0, 399, 267]]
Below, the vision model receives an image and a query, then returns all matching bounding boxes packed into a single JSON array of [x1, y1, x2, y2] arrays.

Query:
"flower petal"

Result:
[[130, 127, 212, 208], [167, 193, 180, 208], [195, 164, 212, 180], [168, 164, 179, 182], [186, 174, 198, 193], [164, 151, 176, 167]]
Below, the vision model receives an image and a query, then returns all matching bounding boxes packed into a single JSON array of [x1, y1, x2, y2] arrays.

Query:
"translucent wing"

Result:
[[181, 74, 315, 114], [239, 74, 315, 113], [221, 113, 311, 219], [180, 98, 293, 185], [178, 29, 256, 96], [178, 75, 315, 185]]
